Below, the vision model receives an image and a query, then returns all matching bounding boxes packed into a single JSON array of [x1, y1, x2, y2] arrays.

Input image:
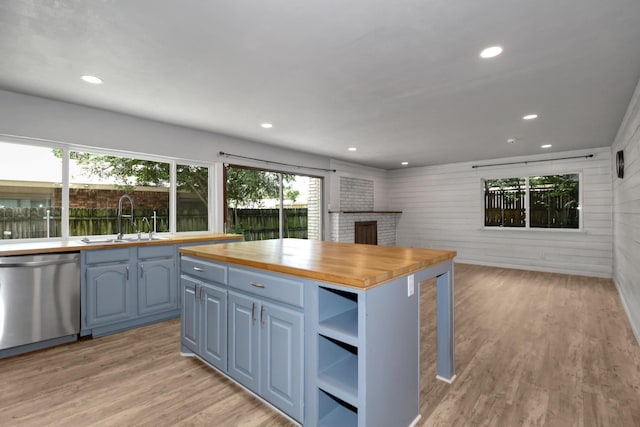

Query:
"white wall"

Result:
[[388, 147, 613, 277], [0, 89, 333, 233], [611, 77, 640, 343]]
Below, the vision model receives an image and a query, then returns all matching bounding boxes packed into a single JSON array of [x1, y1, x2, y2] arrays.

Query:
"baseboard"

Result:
[[409, 414, 422, 427], [455, 258, 612, 279], [436, 374, 457, 384], [613, 278, 640, 347]]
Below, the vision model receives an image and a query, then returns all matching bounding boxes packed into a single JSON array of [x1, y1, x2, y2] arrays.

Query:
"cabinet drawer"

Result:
[[229, 267, 303, 308], [181, 256, 227, 284], [85, 248, 131, 264], [138, 244, 174, 259]]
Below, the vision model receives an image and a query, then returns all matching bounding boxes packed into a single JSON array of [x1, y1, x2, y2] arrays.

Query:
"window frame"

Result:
[[481, 171, 583, 232], [0, 136, 215, 242]]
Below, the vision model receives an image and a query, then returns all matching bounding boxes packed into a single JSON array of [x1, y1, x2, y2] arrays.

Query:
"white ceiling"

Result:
[[1, 1, 639, 169]]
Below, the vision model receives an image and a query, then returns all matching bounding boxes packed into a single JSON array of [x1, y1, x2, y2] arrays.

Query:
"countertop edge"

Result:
[[0, 234, 244, 256], [179, 245, 456, 289]]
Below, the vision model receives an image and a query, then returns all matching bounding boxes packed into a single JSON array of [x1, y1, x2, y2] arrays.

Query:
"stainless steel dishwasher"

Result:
[[0, 252, 80, 354]]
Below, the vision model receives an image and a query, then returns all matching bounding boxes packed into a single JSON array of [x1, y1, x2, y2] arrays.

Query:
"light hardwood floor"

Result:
[[1, 264, 639, 426]]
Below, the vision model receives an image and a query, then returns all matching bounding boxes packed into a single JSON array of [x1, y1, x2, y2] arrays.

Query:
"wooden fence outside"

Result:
[[227, 208, 308, 241], [0, 207, 308, 240], [485, 190, 579, 228]]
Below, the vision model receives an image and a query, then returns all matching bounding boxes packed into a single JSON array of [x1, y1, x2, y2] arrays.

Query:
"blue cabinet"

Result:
[[181, 260, 304, 423], [82, 244, 178, 336], [226, 267, 304, 423], [181, 276, 199, 353], [182, 275, 228, 371], [86, 262, 134, 326], [228, 291, 259, 391], [228, 291, 303, 421], [138, 252, 177, 316], [260, 300, 303, 422]]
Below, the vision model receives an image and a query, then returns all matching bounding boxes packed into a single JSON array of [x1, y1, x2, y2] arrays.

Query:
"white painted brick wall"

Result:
[[329, 212, 401, 246], [340, 177, 374, 211]]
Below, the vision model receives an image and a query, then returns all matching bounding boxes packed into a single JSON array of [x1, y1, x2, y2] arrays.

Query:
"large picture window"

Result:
[[484, 173, 580, 230], [0, 137, 213, 241]]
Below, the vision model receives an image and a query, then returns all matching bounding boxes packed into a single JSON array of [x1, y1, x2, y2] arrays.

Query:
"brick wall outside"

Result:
[[53, 188, 169, 209]]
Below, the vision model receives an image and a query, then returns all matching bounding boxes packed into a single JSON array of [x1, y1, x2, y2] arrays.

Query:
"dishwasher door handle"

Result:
[[0, 258, 79, 268]]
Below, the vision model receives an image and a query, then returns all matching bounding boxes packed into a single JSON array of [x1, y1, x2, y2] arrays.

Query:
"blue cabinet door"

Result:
[[228, 292, 259, 393], [261, 302, 303, 422], [181, 276, 199, 353], [201, 283, 227, 371], [138, 258, 177, 316], [86, 263, 133, 326]]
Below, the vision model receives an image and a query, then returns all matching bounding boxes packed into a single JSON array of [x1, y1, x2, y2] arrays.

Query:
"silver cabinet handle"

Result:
[[260, 305, 265, 327], [126, 266, 129, 280], [251, 303, 256, 325], [140, 264, 144, 278], [250, 281, 265, 288], [193, 267, 204, 272]]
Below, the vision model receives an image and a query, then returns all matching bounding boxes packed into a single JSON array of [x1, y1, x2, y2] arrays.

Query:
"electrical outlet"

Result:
[[407, 274, 415, 297]]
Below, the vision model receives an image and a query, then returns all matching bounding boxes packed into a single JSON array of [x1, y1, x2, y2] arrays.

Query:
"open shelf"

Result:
[[318, 389, 357, 427], [318, 287, 358, 345], [317, 335, 358, 406]]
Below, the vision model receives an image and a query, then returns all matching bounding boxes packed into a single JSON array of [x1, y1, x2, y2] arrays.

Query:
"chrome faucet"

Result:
[[141, 217, 153, 239], [117, 194, 134, 240]]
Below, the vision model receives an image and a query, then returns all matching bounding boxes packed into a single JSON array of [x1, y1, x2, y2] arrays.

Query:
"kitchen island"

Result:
[[179, 239, 456, 427]]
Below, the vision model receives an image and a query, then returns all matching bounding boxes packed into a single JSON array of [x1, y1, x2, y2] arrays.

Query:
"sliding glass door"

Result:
[[224, 165, 322, 241]]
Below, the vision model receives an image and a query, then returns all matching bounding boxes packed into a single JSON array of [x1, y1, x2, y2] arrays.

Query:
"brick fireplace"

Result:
[[329, 177, 401, 246]]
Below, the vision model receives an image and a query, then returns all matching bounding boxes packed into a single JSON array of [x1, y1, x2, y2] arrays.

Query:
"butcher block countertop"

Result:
[[180, 238, 457, 289], [0, 234, 243, 256]]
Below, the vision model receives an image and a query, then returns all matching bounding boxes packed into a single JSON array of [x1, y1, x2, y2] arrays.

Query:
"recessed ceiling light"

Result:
[[401, 161, 409, 166], [81, 75, 103, 84], [541, 144, 552, 148], [348, 147, 357, 152], [480, 46, 503, 59], [523, 114, 538, 120], [260, 123, 273, 129]]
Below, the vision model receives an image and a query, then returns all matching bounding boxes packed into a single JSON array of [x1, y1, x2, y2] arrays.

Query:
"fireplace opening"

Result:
[[354, 221, 378, 245]]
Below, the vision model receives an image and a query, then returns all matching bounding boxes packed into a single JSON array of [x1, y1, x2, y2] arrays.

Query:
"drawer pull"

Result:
[[250, 281, 265, 288], [193, 267, 204, 272]]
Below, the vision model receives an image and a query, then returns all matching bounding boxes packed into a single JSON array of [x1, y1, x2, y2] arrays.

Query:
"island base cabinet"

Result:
[[228, 292, 260, 392], [228, 291, 303, 423], [181, 276, 227, 371], [181, 277, 199, 353], [260, 302, 303, 422]]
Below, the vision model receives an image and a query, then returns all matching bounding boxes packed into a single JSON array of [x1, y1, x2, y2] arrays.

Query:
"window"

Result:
[[484, 178, 526, 227], [0, 142, 62, 239], [0, 137, 215, 241], [224, 165, 323, 241], [176, 164, 209, 232], [483, 173, 580, 230], [69, 151, 170, 237]]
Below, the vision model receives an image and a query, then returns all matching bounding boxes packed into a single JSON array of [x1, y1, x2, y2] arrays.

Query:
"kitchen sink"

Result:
[[80, 236, 168, 244]]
